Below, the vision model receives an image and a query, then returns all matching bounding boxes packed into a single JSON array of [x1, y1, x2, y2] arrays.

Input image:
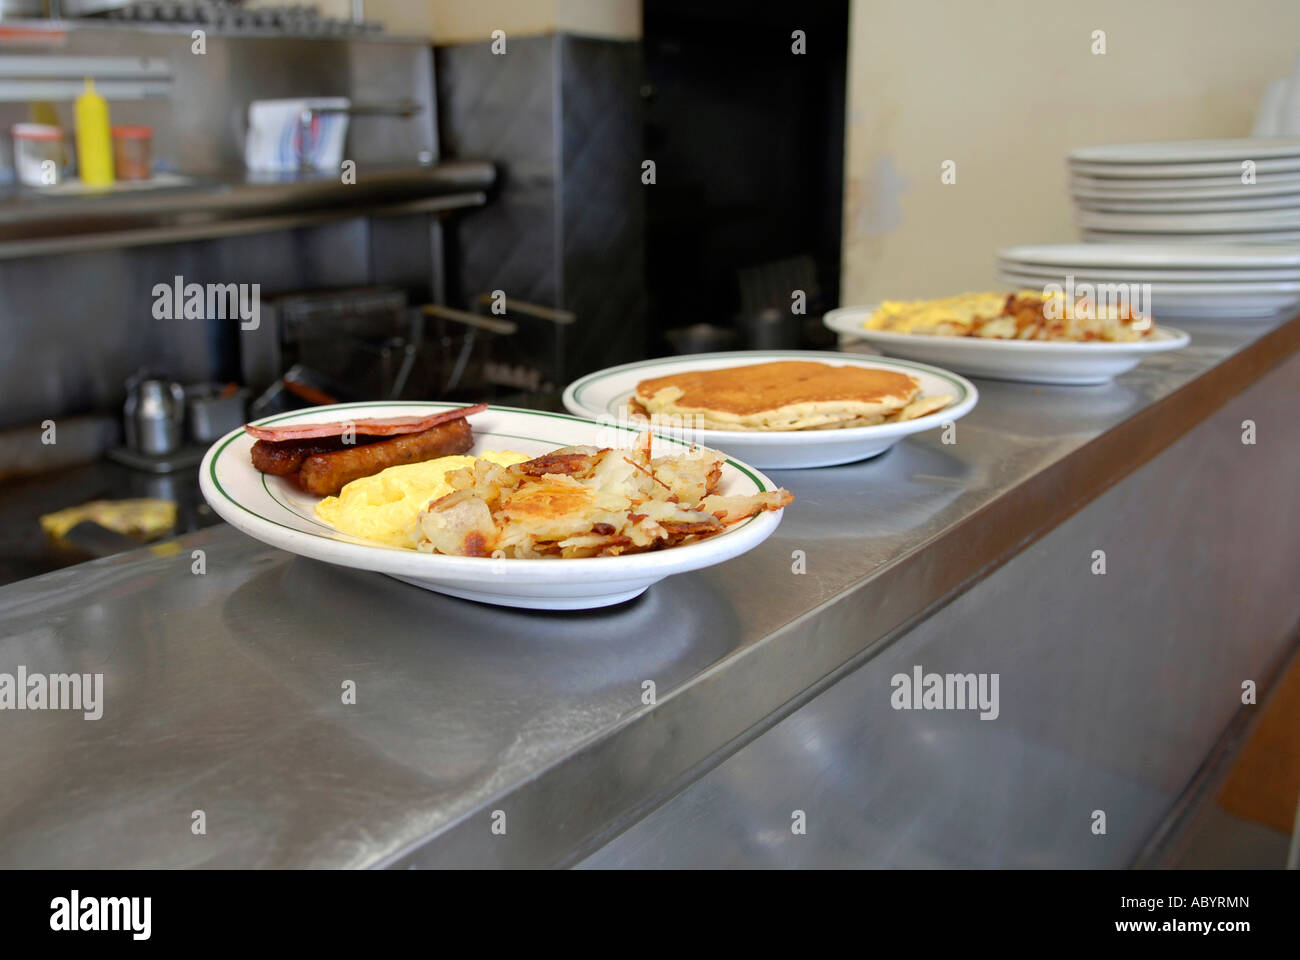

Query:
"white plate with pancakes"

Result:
[[824, 306, 1189, 385], [562, 351, 978, 469], [200, 402, 788, 610]]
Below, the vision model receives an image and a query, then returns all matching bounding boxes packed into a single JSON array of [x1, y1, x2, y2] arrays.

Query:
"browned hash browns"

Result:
[[415, 433, 792, 559]]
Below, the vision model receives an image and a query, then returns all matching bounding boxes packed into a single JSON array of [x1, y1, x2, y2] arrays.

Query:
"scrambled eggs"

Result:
[[866, 290, 1151, 342], [867, 291, 1016, 336], [315, 451, 530, 549]]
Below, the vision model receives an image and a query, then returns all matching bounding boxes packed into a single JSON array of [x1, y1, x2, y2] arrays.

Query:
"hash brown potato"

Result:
[[416, 433, 792, 559]]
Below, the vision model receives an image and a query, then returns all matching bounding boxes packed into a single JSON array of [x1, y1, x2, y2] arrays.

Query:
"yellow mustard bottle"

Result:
[[75, 77, 114, 186]]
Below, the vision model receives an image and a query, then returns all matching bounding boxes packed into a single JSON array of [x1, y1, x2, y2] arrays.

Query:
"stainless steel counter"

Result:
[[0, 315, 1297, 868]]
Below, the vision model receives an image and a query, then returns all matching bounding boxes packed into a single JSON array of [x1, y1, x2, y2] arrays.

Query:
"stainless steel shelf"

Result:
[[0, 160, 495, 256]]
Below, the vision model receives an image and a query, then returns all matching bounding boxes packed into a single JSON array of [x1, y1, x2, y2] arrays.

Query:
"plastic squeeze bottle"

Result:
[[75, 77, 114, 186]]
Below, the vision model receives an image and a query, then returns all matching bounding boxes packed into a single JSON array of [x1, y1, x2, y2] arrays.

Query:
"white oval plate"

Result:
[[994, 271, 1300, 297], [1069, 175, 1300, 198], [995, 260, 1300, 283], [1080, 228, 1300, 244], [562, 350, 977, 469], [824, 308, 1190, 385], [994, 272, 1300, 321], [1068, 137, 1300, 165], [1068, 159, 1300, 178], [200, 402, 786, 610], [997, 243, 1300, 270], [1076, 207, 1300, 231], [1074, 193, 1300, 214]]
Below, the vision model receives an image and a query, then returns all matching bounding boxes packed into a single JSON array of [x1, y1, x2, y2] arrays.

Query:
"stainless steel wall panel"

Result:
[[435, 36, 560, 309], [558, 35, 645, 377], [436, 34, 646, 380]]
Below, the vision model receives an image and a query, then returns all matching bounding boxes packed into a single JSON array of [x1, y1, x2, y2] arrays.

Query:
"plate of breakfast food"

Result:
[[824, 291, 1190, 385], [561, 351, 977, 469], [199, 402, 792, 610]]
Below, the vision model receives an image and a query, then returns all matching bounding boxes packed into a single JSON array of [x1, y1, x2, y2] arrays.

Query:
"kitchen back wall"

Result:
[[841, 0, 1300, 304]]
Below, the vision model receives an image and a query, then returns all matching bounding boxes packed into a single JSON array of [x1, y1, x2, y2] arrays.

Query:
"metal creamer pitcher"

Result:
[[124, 376, 186, 456]]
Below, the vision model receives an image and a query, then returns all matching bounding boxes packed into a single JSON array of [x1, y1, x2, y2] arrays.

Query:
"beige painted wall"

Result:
[[842, 0, 1300, 305], [362, 0, 641, 43], [363, 0, 436, 38], [556, 0, 642, 40]]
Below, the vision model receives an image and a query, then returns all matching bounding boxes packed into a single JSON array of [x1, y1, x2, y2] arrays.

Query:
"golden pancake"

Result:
[[634, 360, 925, 431]]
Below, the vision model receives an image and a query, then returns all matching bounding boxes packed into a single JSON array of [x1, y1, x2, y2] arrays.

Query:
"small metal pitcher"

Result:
[[124, 376, 186, 456]]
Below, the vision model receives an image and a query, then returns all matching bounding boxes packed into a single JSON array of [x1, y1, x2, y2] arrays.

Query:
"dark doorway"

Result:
[[643, 0, 849, 353]]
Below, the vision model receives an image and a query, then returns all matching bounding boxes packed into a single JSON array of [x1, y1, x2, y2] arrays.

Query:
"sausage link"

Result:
[[295, 419, 474, 496], [251, 436, 350, 475]]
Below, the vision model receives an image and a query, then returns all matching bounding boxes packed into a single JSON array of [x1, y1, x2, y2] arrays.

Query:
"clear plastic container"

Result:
[[111, 125, 153, 181], [12, 123, 65, 186]]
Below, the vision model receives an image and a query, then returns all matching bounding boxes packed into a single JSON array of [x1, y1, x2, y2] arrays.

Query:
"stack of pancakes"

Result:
[[631, 361, 952, 431]]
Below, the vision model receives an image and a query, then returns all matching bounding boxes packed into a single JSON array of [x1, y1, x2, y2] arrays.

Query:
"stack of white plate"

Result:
[[1068, 138, 1300, 243], [997, 243, 1300, 322]]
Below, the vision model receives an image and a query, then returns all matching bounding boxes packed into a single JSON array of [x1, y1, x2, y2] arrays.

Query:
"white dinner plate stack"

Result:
[[996, 243, 1300, 322], [1067, 138, 1300, 244]]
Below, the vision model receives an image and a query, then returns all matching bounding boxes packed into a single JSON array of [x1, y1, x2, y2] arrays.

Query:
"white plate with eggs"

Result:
[[824, 306, 1190, 385], [200, 402, 787, 610]]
